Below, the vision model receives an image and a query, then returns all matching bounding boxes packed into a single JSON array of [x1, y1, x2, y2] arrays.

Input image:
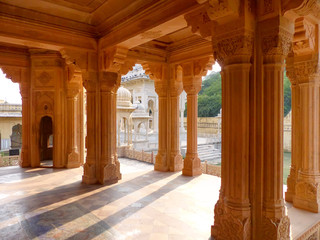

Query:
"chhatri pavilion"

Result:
[[0, 0, 319, 239]]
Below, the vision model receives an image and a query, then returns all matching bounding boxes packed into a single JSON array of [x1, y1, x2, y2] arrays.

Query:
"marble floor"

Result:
[[0, 158, 319, 240]]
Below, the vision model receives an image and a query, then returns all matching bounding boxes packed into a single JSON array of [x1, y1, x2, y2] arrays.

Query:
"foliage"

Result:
[[184, 71, 291, 117], [284, 74, 291, 117]]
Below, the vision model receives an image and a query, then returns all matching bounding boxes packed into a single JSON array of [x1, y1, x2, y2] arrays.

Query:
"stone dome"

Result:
[[117, 86, 132, 107]]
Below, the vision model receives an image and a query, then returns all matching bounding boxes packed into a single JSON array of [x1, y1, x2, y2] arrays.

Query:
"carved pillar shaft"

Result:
[[82, 73, 98, 184], [285, 80, 300, 202], [169, 89, 183, 172], [113, 86, 121, 180], [154, 83, 169, 171], [182, 77, 202, 176], [99, 71, 120, 184], [20, 82, 31, 167], [66, 88, 80, 168], [260, 20, 293, 239]]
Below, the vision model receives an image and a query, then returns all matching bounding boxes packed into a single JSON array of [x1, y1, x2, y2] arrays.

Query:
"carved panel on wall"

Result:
[[35, 70, 54, 87], [35, 91, 54, 115]]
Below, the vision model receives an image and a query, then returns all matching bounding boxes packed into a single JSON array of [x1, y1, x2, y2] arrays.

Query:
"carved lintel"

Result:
[[184, 7, 213, 39], [101, 46, 128, 73], [212, 30, 253, 66], [207, 0, 240, 23]]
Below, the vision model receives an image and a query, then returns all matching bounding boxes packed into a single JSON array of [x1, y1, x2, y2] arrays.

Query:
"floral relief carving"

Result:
[[262, 216, 290, 240], [185, 8, 212, 38], [207, 0, 240, 21], [212, 199, 251, 240], [296, 181, 320, 201], [262, 29, 293, 57], [287, 58, 320, 83], [101, 47, 128, 73], [264, 0, 274, 14], [37, 71, 53, 85]]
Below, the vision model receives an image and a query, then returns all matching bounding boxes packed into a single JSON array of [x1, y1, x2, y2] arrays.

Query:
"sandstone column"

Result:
[[82, 71, 98, 184], [211, 32, 252, 240], [154, 77, 169, 171], [66, 70, 82, 168], [99, 71, 121, 184], [285, 18, 320, 213], [169, 65, 183, 172], [260, 17, 293, 239], [19, 71, 31, 167], [181, 59, 213, 176]]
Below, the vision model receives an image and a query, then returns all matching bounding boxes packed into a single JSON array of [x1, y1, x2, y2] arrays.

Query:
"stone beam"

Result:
[[0, 45, 29, 68], [98, 0, 202, 50], [0, 17, 97, 52]]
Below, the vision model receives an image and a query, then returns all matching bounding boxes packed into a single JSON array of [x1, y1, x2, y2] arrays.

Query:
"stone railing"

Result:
[[0, 155, 20, 167], [117, 146, 154, 164], [201, 161, 221, 177]]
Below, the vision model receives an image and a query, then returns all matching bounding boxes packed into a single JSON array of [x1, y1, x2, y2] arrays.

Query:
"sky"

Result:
[[0, 69, 22, 104], [0, 63, 221, 104]]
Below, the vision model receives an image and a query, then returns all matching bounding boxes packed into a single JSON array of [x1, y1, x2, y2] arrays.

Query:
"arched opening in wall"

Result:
[[0, 68, 22, 162], [147, 99, 155, 130], [39, 116, 53, 167]]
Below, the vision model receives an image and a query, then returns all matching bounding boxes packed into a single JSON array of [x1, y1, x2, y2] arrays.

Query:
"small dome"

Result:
[[117, 86, 132, 107]]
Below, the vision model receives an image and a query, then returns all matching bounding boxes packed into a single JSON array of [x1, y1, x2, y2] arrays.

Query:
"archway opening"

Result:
[[39, 116, 53, 167]]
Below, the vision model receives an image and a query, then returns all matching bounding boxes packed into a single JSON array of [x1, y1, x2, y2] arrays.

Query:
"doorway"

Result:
[[39, 116, 53, 167]]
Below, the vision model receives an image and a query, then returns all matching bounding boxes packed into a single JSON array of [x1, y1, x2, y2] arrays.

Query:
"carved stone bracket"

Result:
[[101, 46, 128, 73], [184, 7, 213, 39], [290, 0, 320, 21], [292, 17, 315, 55], [82, 71, 97, 92], [1, 66, 27, 83]]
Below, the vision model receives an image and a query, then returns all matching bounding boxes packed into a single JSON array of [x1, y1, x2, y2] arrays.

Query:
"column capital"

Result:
[[169, 65, 183, 97], [212, 28, 253, 67], [99, 71, 120, 92], [143, 63, 169, 97], [260, 16, 294, 63], [82, 71, 97, 92], [181, 57, 214, 94]]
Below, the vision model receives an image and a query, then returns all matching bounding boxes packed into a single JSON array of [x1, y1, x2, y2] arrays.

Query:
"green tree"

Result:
[[284, 74, 291, 117]]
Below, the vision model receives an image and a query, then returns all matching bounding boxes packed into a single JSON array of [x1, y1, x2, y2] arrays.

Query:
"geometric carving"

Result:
[[35, 70, 54, 87], [35, 92, 54, 114], [37, 71, 52, 85]]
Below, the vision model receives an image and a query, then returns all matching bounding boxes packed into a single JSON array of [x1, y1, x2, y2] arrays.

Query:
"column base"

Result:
[[19, 150, 30, 168], [261, 214, 290, 240], [285, 169, 297, 202], [169, 152, 183, 172], [212, 199, 251, 240], [82, 162, 97, 184], [293, 180, 320, 213], [154, 152, 169, 172], [182, 153, 202, 176], [66, 151, 81, 168]]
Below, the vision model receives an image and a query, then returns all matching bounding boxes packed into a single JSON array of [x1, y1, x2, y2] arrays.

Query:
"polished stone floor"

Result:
[[0, 158, 219, 240], [1, 158, 320, 240]]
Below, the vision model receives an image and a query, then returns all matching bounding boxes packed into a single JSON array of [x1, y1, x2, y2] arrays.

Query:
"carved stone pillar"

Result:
[[181, 58, 213, 176], [169, 65, 183, 172], [19, 76, 31, 167], [285, 18, 320, 213], [285, 57, 301, 203], [182, 76, 202, 176], [154, 78, 169, 171], [260, 18, 293, 239], [211, 32, 252, 240], [99, 71, 121, 184], [82, 71, 98, 184], [66, 87, 80, 168]]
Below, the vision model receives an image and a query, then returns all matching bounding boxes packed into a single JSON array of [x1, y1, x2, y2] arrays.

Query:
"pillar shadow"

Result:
[[0, 170, 176, 237]]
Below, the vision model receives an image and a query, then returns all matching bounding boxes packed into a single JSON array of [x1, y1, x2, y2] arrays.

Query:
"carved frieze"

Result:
[[286, 57, 320, 83]]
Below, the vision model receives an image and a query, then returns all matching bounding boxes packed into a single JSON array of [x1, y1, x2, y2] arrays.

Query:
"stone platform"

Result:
[[0, 158, 318, 240]]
